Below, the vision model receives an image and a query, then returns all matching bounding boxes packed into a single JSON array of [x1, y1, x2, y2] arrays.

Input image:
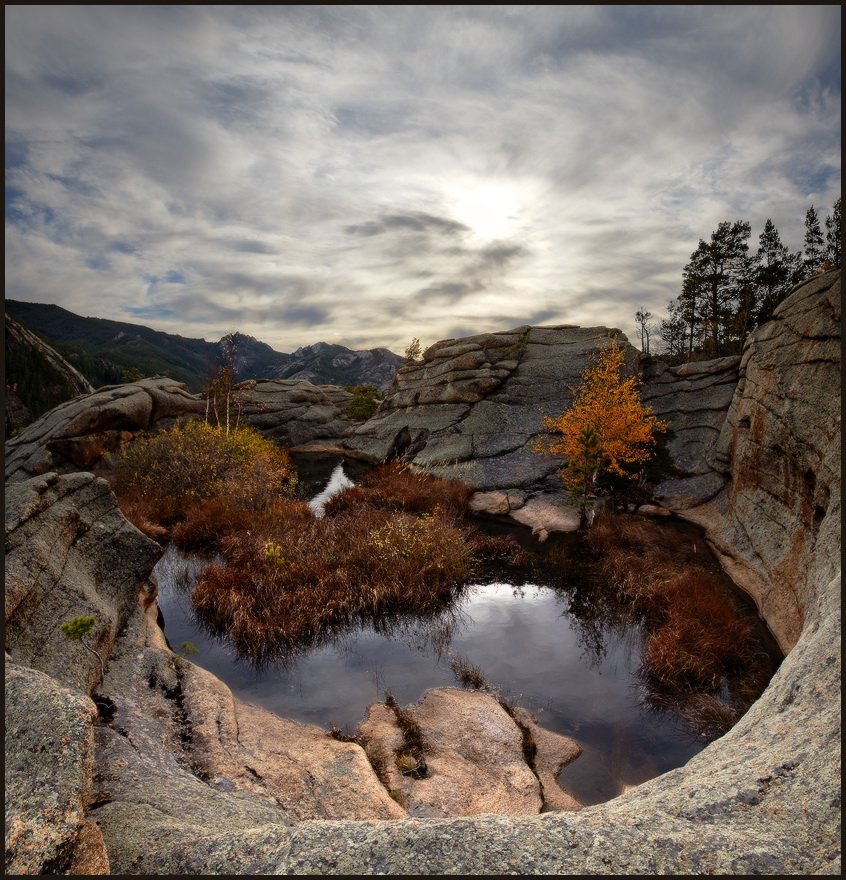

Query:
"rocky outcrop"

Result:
[[685, 269, 841, 653], [233, 379, 359, 445], [4, 471, 162, 694], [642, 355, 740, 509], [337, 325, 641, 534], [4, 378, 205, 484], [4, 377, 361, 484], [343, 326, 639, 491], [356, 689, 581, 818]]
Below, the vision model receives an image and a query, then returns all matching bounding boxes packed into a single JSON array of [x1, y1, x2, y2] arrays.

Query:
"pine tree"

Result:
[[657, 300, 687, 364], [825, 196, 841, 267], [685, 221, 751, 357], [803, 206, 825, 275], [755, 219, 801, 324]]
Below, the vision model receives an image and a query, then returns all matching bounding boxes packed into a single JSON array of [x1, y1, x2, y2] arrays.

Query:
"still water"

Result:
[[155, 540, 706, 805]]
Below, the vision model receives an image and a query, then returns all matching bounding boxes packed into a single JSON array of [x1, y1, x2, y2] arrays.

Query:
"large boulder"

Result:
[[342, 325, 640, 493], [4, 378, 205, 483]]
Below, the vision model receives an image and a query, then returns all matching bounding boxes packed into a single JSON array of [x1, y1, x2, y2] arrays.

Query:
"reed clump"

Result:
[[583, 509, 774, 735]]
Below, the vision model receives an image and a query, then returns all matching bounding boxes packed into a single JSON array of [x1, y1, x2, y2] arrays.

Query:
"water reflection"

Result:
[[155, 549, 704, 806]]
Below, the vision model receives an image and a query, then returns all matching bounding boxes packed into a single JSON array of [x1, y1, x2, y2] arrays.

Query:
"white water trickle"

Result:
[[308, 462, 355, 518]]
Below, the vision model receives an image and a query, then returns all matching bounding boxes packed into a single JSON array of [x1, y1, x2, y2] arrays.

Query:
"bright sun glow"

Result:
[[451, 182, 523, 241]]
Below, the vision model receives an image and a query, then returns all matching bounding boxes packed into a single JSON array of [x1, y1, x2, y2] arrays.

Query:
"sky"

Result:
[[4, 5, 841, 355]]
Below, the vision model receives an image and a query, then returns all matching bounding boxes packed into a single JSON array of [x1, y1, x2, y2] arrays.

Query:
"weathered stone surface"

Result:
[[179, 662, 406, 821], [642, 354, 740, 476], [236, 379, 359, 445], [508, 492, 582, 538], [88, 593, 403, 873], [4, 377, 363, 484], [688, 269, 840, 653], [468, 489, 526, 515], [512, 707, 582, 812], [342, 326, 638, 492], [4, 472, 161, 694], [4, 378, 205, 484], [5, 663, 101, 875], [357, 689, 543, 818]]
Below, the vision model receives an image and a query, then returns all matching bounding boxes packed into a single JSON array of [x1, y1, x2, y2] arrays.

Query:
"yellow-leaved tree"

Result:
[[540, 339, 667, 518]]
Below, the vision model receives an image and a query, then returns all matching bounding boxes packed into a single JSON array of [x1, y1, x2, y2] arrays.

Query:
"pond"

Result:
[[153, 455, 782, 807]]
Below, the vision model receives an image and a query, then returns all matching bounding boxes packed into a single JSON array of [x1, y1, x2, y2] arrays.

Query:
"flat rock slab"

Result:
[[358, 688, 542, 818], [508, 492, 582, 537]]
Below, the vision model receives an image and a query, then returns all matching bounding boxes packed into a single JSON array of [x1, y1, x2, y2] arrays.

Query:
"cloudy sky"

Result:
[[5, 5, 841, 354]]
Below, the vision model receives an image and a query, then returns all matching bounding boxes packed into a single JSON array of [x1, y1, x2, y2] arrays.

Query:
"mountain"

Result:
[[273, 341, 403, 391], [5, 314, 95, 438], [4, 301, 403, 392]]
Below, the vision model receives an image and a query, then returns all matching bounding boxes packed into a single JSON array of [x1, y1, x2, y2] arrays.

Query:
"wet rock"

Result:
[[512, 707, 582, 812], [179, 662, 407, 821], [508, 492, 582, 537]]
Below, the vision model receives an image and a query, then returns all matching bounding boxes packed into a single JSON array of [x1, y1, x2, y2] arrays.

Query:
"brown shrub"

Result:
[[191, 505, 473, 660], [324, 462, 471, 521], [581, 509, 768, 706]]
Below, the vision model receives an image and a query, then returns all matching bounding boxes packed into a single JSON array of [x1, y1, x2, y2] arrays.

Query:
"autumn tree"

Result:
[[540, 340, 667, 521], [404, 337, 423, 363]]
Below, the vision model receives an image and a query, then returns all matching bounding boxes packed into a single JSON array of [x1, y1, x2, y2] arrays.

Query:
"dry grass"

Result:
[[324, 462, 472, 521], [190, 503, 474, 662], [449, 656, 490, 690], [583, 509, 775, 735]]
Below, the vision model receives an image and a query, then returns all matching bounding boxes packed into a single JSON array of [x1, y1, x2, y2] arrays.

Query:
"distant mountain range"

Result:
[[5, 300, 404, 393]]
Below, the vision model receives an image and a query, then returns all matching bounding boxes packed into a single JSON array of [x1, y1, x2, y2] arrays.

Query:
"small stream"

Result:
[[154, 456, 780, 806]]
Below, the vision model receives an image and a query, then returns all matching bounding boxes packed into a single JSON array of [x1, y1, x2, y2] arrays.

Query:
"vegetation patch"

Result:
[[581, 509, 776, 739]]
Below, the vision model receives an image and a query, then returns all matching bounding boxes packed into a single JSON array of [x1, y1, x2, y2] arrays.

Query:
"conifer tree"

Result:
[[803, 206, 825, 275], [825, 196, 841, 267], [755, 219, 802, 324]]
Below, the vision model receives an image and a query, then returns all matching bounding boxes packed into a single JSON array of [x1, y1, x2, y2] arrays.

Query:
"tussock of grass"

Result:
[[324, 462, 472, 521], [191, 506, 473, 661], [449, 656, 490, 690], [583, 509, 774, 736]]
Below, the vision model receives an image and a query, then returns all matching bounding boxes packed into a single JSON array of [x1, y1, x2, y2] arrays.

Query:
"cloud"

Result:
[[4, 5, 841, 354]]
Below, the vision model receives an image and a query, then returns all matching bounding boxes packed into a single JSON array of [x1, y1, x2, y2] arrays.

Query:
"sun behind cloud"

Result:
[[450, 181, 525, 242]]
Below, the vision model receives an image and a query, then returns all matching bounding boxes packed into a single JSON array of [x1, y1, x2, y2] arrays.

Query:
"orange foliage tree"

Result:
[[540, 340, 667, 515]]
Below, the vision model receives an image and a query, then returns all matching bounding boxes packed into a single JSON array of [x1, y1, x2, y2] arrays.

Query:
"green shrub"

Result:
[[344, 385, 382, 421]]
